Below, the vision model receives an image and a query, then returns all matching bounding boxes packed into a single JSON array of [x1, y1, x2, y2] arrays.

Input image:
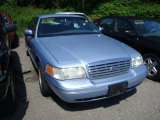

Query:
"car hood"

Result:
[[39, 34, 130, 66]]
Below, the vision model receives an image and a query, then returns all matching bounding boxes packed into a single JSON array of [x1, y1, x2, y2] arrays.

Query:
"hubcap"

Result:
[[38, 69, 42, 89], [144, 57, 158, 76]]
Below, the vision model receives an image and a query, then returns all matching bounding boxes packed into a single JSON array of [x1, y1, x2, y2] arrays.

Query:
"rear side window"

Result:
[[101, 18, 113, 26], [115, 19, 132, 32]]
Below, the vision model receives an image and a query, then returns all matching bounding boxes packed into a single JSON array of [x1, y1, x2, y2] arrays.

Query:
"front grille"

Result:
[[87, 58, 130, 79]]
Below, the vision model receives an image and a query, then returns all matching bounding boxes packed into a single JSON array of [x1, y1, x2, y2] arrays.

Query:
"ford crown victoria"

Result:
[[24, 14, 147, 103]]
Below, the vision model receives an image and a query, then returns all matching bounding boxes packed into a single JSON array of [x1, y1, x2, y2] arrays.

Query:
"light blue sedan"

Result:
[[24, 14, 147, 103]]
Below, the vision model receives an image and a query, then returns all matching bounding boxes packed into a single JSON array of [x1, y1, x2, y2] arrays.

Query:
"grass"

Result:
[[0, 6, 69, 36]]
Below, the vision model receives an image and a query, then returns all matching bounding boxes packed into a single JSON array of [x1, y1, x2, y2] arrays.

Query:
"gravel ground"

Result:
[[1, 38, 160, 120]]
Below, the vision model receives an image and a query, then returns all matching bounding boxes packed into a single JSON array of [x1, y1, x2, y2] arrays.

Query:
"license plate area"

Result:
[[108, 82, 128, 97]]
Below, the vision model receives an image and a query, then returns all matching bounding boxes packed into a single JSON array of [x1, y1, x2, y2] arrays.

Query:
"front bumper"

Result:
[[47, 65, 147, 103]]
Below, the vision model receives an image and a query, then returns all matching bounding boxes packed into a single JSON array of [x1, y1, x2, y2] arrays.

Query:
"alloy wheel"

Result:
[[144, 57, 158, 76], [38, 68, 42, 89]]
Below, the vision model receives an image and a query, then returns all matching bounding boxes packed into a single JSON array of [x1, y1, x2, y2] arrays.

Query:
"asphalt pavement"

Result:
[[1, 38, 160, 120]]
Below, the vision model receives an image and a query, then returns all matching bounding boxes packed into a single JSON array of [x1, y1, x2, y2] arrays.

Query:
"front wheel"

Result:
[[26, 48, 29, 56], [143, 53, 160, 81], [38, 62, 50, 97], [9, 72, 18, 109]]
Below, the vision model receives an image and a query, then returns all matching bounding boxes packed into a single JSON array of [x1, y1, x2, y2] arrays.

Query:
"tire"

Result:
[[1, 71, 18, 115], [38, 62, 50, 97], [9, 72, 18, 109], [11, 34, 19, 49], [26, 48, 29, 56], [143, 53, 160, 81], [25, 41, 29, 56]]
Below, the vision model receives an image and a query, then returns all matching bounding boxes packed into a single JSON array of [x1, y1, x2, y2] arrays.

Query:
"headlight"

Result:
[[132, 56, 144, 68], [45, 64, 86, 80]]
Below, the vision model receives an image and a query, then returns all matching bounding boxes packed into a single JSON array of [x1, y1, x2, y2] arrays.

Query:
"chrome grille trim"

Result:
[[87, 58, 131, 79]]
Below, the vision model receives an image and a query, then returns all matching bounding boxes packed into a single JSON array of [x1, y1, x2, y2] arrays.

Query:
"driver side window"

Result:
[[100, 18, 114, 31]]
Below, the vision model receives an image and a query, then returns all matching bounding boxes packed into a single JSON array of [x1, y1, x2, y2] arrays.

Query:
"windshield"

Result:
[[38, 17, 99, 37], [130, 19, 160, 37]]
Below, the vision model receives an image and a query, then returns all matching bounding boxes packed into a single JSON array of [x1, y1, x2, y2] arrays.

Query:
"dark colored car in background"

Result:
[[0, 15, 18, 110], [0, 13, 19, 49], [94, 16, 160, 81]]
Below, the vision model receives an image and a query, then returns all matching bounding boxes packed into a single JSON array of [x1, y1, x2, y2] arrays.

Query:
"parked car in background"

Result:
[[0, 19, 18, 108], [24, 14, 147, 103], [0, 13, 19, 49], [94, 16, 160, 81]]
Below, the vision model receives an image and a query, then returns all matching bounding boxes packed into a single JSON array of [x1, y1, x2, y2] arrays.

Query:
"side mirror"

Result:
[[5, 24, 17, 33], [24, 29, 34, 36], [99, 27, 104, 32], [125, 30, 135, 36]]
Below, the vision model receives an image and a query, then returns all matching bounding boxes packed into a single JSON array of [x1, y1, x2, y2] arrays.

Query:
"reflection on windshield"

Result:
[[38, 17, 99, 37], [131, 20, 160, 37]]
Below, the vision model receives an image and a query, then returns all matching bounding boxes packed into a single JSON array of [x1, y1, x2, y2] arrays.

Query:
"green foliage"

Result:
[[91, 2, 133, 18], [0, 0, 160, 36], [0, 6, 74, 36], [91, 1, 160, 19], [2, 0, 17, 6], [134, 4, 160, 19]]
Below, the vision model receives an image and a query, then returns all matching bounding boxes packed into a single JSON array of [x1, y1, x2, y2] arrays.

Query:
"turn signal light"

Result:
[[45, 64, 54, 76]]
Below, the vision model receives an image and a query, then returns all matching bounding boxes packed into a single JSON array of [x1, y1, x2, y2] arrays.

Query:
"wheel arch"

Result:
[[35, 55, 47, 73], [140, 48, 160, 58]]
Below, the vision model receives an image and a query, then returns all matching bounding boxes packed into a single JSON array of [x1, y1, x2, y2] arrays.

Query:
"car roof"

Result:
[[56, 12, 86, 15], [37, 13, 84, 19], [102, 16, 154, 21], [55, 12, 90, 19]]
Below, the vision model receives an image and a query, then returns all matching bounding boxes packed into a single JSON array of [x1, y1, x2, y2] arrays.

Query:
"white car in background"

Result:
[[56, 12, 91, 20]]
